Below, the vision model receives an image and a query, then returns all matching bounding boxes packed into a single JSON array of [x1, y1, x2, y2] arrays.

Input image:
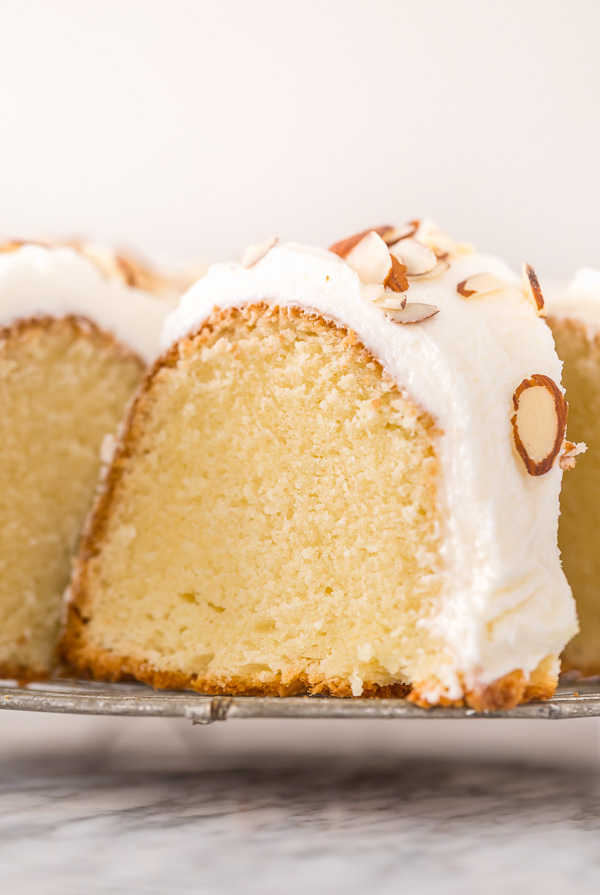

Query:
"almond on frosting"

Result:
[[381, 221, 420, 246], [522, 263, 546, 317], [559, 440, 587, 471], [243, 236, 279, 268], [390, 238, 437, 277], [457, 273, 507, 299], [329, 226, 396, 258], [385, 302, 439, 325], [343, 231, 393, 285], [511, 374, 568, 476], [384, 255, 409, 293]]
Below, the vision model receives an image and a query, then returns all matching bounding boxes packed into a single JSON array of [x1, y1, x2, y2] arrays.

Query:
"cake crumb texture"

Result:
[[0, 316, 144, 678], [63, 305, 452, 696]]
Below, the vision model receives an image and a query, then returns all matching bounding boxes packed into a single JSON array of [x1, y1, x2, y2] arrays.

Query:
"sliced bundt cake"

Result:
[[62, 223, 579, 709], [0, 241, 179, 680], [547, 270, 600, 676]]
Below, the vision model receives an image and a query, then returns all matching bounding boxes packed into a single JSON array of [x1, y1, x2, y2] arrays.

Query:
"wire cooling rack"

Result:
[[0, 677, 599, 724]]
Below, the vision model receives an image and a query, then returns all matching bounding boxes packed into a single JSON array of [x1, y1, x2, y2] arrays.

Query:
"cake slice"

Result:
[[546, 270, 600, 676], [0, 241, 180, 680], [62, 223, 578, 709]]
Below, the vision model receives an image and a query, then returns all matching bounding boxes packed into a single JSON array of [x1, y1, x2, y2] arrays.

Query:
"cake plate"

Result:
[[0, 677, 599, 724]]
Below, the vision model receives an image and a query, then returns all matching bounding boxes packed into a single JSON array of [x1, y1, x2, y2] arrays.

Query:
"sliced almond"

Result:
[[361, 283, 387, 304], [511, 375, 568, 476], [381, 220, 420, 247], [522, 263, 546, 317], [559, 440, 587, 470], [415, 220, 457, 258], [385, 303, 439, 325], [408, 258, 450, 280], [344, 231, 392, 284], [390, 238, 437, 276], [457, 272, 507, 299], [372, 293, 408, 311], [242, 236, 279, 268], [384, 254, 409, 292], [329, 226, 395, 258]]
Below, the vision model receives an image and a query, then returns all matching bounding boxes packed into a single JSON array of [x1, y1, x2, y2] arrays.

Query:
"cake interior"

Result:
[[549, 316, 600, 676], [65, 305, 451, 696], [0, 316, 144, 678]]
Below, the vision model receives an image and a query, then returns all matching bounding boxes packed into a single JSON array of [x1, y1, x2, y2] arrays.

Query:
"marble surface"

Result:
[[1, 711, 600, 894]]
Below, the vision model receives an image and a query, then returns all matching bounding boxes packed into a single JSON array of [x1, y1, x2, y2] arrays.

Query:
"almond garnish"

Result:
[[559, 440, 587, 470], [381, 221, 420, 247], [390, 238, 437, 276], [373, 293, 408, 311], [457, 272, 506, 299], [384, 254, 409, 293], [343, 231, 392, 285], [242, 236, 279, 268], [361, 283, 387, 303], [522, 263, 546, 317], [511, 375, 568, 476], [414, 220, 457, 258], [408, 258, 450, 280], [329, 226, 395, 258], [385, 303, 439, 325]]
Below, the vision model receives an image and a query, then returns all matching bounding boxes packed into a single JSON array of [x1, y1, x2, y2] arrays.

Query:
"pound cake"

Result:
[[0, 241, 179, 680], [62, 222, 579, 709], [547, 270, 600, 676]]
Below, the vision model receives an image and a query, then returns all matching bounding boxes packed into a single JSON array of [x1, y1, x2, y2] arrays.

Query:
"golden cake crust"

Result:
[[61, 304, 558, 711]]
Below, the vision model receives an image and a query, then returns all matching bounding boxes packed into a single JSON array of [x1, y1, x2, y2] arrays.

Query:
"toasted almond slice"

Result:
[[390, 238, 437, 276], [243, 236, 279, 268], [511, 375, 568, 476], [362, 283, 387, 304], [344, 231, 392, 284], [408, 258, 450, 280], [329, 226, 395, 258], [415, 220, 457, 258], [381, 220, 420, 247], [457, 272, 507, 299], [386, 303, 439, 325], [384, 254, 409, 292], [372, 292, 408, 311], [559, 440, 587, 470], [522, 263, 546, 317]]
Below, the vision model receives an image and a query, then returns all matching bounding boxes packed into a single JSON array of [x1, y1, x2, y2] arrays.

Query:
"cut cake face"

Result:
[[0, 242, 180, 679], [61, 222, 578, 709]]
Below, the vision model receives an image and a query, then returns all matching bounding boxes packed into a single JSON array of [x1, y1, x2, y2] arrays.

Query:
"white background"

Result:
[[0, 0, 598, 277]]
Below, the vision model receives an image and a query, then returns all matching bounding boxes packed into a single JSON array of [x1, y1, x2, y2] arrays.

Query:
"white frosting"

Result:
[[546, 268, 600, 337], [0, 245, 175, 362], [162, 239, 578, 700]]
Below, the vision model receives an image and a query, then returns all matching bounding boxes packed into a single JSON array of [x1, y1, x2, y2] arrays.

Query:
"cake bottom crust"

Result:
[[0, 663, 50, 685], [61, 635, 557, 711]]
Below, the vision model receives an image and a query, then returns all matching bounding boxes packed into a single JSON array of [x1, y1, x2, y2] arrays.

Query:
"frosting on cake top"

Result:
[[162, 221, 578, 701], [0, 243, 178, 362], [546, 268, 600, 336]]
